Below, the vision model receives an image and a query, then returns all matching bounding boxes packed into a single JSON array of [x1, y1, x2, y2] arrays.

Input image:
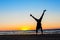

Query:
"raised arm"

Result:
[[39, 9, 46, 22], [30, 14, 38, 21]]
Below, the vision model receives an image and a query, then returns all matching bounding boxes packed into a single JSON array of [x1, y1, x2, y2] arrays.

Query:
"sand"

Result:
[[0, 34, 60, 40]]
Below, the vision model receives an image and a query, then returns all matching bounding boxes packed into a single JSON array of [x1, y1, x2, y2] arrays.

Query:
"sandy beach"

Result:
[[0, 34, 60, 40]]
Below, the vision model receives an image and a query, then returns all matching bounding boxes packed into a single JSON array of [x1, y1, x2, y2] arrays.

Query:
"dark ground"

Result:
[[0, 34, 60, 40]]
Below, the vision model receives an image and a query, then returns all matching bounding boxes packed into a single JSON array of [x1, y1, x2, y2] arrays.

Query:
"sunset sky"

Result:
[[0, 0, 60, 31]]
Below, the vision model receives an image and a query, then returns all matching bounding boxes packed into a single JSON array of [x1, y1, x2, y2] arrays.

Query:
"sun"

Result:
[[20, 26, 30, 30]]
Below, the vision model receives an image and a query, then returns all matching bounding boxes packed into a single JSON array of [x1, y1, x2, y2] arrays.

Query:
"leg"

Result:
[[36, 29, 38, 34], [41, 27, 43, 34], [36, 27, 38, 35]]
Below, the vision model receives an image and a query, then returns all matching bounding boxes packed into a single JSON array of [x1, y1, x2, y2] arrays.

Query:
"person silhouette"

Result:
[[30, 10, 46, 35]]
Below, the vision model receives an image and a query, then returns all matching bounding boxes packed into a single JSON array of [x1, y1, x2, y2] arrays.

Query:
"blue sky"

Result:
[[0, 0, 60, 30]]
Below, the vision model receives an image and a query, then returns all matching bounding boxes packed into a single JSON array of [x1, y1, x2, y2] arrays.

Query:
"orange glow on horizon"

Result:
[[19, 25, 36, 30], [0, 23, 60, 31], [20, 26, 30, 30]]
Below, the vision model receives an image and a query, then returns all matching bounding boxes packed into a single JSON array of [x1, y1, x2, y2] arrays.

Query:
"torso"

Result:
[[37, 22, 41, 28]]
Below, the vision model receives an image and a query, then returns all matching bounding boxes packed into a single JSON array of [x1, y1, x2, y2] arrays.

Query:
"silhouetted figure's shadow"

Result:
[[30, 10, 46, 35]]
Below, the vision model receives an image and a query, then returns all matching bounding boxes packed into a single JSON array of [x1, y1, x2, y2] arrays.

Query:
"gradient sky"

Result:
[[0, 0, 60, 30]]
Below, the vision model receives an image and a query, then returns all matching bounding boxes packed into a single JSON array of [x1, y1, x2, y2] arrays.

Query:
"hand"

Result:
[[30, 14, 32, 16], [43, 9, 46, 12]]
